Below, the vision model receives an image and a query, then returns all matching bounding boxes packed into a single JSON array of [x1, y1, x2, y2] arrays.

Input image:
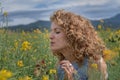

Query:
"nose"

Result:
[[49, 32, 54, 40]]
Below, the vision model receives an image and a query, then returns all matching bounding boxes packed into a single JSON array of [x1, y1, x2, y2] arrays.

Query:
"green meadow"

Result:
[[0, 28, 120, 80]]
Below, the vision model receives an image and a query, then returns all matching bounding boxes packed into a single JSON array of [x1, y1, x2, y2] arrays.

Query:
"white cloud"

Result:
[[1, 0, 111, 12], [0, 0, 120, 26], [1, 0, 43, 12]]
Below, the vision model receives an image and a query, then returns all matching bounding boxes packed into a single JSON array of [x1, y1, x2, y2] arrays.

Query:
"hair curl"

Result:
[[50, 9, 106, 64]]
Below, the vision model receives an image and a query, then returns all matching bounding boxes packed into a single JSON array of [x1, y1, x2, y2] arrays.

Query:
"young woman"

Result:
[[49, 9, 108, 80]]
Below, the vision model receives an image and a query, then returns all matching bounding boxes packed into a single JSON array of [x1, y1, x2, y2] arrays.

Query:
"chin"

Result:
[[50, 47, 60, 52], [51, 48, 58, 51], [50, 47, 56, 51]]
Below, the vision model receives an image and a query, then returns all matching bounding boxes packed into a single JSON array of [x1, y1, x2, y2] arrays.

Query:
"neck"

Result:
[[60, 47, 76, 62]]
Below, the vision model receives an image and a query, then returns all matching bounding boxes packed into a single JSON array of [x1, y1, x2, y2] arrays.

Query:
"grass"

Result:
[[0, 28, 120, 80]]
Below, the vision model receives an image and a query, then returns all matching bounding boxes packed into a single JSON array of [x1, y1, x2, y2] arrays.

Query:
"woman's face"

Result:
[[50, 22, 68, 51]]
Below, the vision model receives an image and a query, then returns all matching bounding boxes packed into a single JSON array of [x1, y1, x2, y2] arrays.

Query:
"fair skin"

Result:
[[50, 22, 108, 80], [50, 22, 75, 80], [97, 57, 108, 80], [50, 22, 74, 61]]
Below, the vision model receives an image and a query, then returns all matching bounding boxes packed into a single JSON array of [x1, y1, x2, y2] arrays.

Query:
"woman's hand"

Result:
[[60, 60, 75, 80], [96, 57, 108, 80], [99, 57, 108, 80]]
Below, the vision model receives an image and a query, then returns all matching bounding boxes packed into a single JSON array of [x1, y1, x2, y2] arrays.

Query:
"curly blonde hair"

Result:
[[50, 9, 106, 64]]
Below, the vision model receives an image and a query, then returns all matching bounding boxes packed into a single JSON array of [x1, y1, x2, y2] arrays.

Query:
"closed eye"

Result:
[[56, 32, 60, 34]]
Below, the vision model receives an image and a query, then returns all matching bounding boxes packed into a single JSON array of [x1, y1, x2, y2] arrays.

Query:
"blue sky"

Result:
[[0, 0, 120, 26]]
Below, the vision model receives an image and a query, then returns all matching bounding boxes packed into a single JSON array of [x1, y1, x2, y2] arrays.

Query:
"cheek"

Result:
[[55, 33, 68, 47], [57, 36, 66, 43], [58, 38, 68, 47]]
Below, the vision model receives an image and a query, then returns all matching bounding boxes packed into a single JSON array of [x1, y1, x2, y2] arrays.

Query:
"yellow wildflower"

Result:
[[33, 36, 38, 39], [3, 11, 8, 17], [17, 60, 24, 67], [97, 25, 102, 30], [43, 33, 49, 39], [106, 28, 111, 32], [42, 75, 49, 80], [22, 31, 26, 35], [24, 76, 32, 80], [44, 28, 48, 33], [103, 49, 116, 61], [0, 29, 5, 33], [21, 41, 31, 51], [14, 41, 18, 48], [91, 63, 98, 69], [18, 77, 23, 80], [18, 76, 32, 80], [0, 69, 12, 80], [115, 30, 120, 34], [49, 69, 56, 74], [33, 29, 42, 34]]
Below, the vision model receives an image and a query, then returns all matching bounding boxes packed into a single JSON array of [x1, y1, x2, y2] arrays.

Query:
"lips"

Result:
[[50, 42, 55, 46]]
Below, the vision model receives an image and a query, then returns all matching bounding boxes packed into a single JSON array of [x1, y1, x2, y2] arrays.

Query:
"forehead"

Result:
[[51, 22, 62, 30]]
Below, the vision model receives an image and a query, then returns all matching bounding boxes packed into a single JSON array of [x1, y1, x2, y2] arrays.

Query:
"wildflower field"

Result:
[[0, 28, 120, 80]]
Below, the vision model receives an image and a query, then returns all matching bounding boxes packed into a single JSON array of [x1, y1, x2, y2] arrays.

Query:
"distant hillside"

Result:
[[5, 20, 51, 32], [3, 13, 120, 31], [91, 13, 120, 29]]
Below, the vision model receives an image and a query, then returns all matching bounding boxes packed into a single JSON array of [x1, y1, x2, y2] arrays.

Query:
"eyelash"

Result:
[[56, 32, 60, 34]]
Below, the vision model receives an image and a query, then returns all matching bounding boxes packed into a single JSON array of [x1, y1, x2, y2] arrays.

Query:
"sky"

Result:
[[0, 0, 120, 26]]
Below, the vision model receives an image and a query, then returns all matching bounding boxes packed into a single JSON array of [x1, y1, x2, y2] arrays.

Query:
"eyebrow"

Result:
[[51, 28, 63, 31]]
